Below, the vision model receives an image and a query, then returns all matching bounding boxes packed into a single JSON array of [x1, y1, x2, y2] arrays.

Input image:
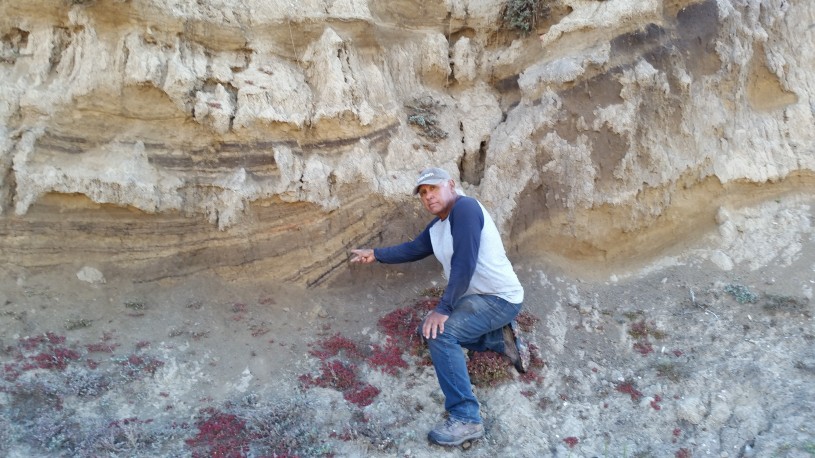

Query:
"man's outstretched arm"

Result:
[[350, 224, 435, 265]]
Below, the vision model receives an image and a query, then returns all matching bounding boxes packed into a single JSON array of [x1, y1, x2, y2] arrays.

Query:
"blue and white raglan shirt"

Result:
[[374, 196, 524, 315]]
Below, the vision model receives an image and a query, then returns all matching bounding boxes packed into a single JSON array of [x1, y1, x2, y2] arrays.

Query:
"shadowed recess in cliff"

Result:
[[673, 0, 721, 77], [0, 27, 29, 64], [508, 172, 815, 279]]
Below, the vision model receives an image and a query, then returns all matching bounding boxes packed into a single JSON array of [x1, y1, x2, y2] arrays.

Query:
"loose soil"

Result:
[[1, 193, 813, 457]]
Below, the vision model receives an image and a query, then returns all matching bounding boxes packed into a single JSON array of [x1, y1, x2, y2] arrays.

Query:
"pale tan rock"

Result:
[[420, 32, 452, 85], [233, 58, 312, 130], [452, 37, 477, 83], [194, 84, 234, 135]]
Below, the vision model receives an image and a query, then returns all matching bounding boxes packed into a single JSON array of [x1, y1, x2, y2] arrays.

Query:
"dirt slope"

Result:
[[2, 192, 813, 457]]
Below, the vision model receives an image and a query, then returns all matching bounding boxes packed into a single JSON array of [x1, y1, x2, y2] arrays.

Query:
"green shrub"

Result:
[[406, 97, 448, 140], [503, 0, 549, 33]]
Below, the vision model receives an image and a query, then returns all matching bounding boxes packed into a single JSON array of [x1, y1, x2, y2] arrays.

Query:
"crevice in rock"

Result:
[[48, 26, 72, 75], [0, 161, 14, 215], [460, 140, 487, 187]]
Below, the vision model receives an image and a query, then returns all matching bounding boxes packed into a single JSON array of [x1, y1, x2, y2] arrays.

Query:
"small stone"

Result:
[[709, 250, 734, 271], [676, 396, 706, 425], [77, 266, 106, 284]]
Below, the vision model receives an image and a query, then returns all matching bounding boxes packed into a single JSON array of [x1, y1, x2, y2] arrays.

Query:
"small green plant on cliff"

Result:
[[724, 283, 758, 304], [406, 96, 448, 140], [503, 0, 550, 33]]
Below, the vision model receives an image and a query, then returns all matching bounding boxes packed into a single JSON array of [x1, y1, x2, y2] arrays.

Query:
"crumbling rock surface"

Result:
[[0, 0, 813, 284]]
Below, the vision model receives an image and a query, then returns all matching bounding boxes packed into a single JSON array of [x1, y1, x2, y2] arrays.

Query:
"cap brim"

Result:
[[413, 178, 446, 194]]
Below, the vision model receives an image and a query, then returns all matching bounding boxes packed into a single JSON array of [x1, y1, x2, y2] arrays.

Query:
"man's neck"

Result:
[[437, 195, 460, 221]]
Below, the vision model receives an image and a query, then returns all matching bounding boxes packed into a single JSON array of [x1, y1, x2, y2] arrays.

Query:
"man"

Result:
[[351, 167, 529, 447]]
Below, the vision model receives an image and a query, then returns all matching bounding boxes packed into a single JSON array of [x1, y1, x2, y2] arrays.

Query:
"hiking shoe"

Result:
[[503, 321, 530, 373], [427, 418, 484, 446]]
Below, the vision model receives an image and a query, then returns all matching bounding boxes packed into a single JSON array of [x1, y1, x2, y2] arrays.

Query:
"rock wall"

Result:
[[0, 0, 813, 285]]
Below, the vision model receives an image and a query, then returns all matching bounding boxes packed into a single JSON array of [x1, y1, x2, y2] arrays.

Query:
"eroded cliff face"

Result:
[[0, 0, 812, 285]]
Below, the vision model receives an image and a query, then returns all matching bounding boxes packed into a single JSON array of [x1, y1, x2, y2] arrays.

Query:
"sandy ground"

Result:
[[1, 192, 814, 457]]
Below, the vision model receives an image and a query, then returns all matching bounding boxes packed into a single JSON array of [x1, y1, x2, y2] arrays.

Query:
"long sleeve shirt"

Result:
[[374, 196, 524, 315]]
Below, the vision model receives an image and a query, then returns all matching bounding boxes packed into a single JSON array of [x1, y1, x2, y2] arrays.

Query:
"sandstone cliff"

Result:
[[1, 0, 813, 285]]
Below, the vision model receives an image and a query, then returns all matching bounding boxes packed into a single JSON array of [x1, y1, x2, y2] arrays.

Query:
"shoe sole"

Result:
[[427, 430, 484, 446], [505, 323, 530, 373]]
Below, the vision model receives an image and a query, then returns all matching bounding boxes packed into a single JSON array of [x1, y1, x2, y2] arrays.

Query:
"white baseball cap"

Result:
[[413, 167, 452, 194]]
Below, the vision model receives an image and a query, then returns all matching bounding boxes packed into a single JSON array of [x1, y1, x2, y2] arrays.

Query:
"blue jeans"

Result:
[[422, 294, 522, 424]]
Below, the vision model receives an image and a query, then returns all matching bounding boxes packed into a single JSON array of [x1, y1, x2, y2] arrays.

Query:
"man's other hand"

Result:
[[422, 311, 449, 339]]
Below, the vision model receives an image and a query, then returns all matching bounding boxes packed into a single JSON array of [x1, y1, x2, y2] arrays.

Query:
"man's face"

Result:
[[417, 180, 457, 219]]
